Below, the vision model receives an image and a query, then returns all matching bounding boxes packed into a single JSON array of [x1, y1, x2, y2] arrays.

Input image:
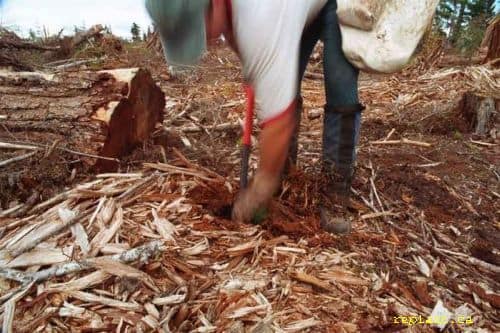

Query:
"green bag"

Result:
[[145, 0, 209, 66]]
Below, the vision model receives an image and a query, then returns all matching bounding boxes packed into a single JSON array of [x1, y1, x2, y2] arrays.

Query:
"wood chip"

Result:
[[360, 211, 399, 220], [47, 270, 110, 292], [70, 223, 90, 255], [370, 138, 432, 147], [2, 246, 68, 268], [291, 271, 330, 291], [181, 238, 209, 256], [226, 305, 268, 319], [227, 239, 261, 257], [283, 318, 322, 332], [91, 257, 159, 292], [141, 315, 160, 329], [89, 207, 124, 256], [144, 303, 160, 320], [152, 293, 187, 306], [319, 269, 370, 286], [152, 208, 176, 242], [1, 282, 34, 332], [68, 291, 142, 311]]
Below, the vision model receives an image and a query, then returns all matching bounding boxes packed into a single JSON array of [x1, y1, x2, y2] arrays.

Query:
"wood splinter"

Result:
[[370, 138, 432, 148], [291, 271, 331, 291]]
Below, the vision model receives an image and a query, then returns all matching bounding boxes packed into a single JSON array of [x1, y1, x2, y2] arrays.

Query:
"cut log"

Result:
[[0, 38, 60, 51], [59, 24, 106, 55], [0, 53, 34, 71], [72, 25, 105, 49], [0, 25, 117, 63], [438, 55, 483, 67], [0, 68, 165, 171], [458, 92, 498, 136], [481, 16, 500, 66], [146, 29, 163, 53]]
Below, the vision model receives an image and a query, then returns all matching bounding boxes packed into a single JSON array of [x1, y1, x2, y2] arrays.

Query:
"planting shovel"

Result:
[[240, 85, 255, 189]]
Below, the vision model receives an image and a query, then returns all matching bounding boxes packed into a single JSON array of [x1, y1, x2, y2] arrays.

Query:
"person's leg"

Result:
[[322, 0, 361, 171], [320, 0, 363, 233], [299, 16, 322, 89], [284, 15, 322, 174]]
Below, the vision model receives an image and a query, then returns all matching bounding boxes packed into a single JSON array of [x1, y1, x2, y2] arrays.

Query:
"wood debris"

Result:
[[0, 33, 499, 332], [0, 152, 497, 330]]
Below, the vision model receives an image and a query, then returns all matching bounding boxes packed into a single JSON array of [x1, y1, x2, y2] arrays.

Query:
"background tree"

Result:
[[434, 0, 498, 53], [28, 28, 37, 41], [103, 25, 113, 35], [74, 24, 86, 35], [470, 0, 496, 18], [131, 22, 141, 42]]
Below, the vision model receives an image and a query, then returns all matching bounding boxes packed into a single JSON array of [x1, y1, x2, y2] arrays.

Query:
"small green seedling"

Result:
[[251, 207, 268, 225], [453, 130, 463, 140]]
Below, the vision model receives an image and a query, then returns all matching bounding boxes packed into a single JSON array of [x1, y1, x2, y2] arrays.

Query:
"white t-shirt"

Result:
[[231, 0, 327, 125]]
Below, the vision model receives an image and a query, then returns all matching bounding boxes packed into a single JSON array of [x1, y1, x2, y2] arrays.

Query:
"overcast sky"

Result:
[[0, 0, 152, 38]]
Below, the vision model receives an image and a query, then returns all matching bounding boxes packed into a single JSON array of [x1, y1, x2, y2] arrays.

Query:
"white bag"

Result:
[[337, 0, 388, 31], [337, 0, 440, 73]]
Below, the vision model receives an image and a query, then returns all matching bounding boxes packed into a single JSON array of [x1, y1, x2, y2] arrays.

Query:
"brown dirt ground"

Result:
[[3, 44, 498, 257], [1, 43, 498, 331]]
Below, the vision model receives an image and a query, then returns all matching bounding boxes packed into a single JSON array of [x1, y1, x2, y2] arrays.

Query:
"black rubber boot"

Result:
[[319, 103, 364, 234], [283, 97, 303, 176], [320, 166, 354, 234]]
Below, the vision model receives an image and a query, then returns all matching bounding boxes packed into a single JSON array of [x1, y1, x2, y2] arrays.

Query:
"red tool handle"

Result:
[[240, 84, 255, 189], [243, 85, 255, 146]]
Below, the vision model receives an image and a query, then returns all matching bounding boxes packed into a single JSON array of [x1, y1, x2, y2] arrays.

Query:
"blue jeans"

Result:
[[297, 0, 362, 175]]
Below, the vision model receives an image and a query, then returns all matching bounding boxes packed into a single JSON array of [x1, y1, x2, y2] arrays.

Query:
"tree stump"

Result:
[[458, 92, 498, 136], [0, 68, 165, 171]]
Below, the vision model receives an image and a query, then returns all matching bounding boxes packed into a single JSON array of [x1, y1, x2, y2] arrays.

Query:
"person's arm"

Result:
[[228, 0, 312, 223], [232, 52, 300, 223], [205, 0, 238, 52], [259, 110, 296, 177], [231, 98, 297, 224]]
